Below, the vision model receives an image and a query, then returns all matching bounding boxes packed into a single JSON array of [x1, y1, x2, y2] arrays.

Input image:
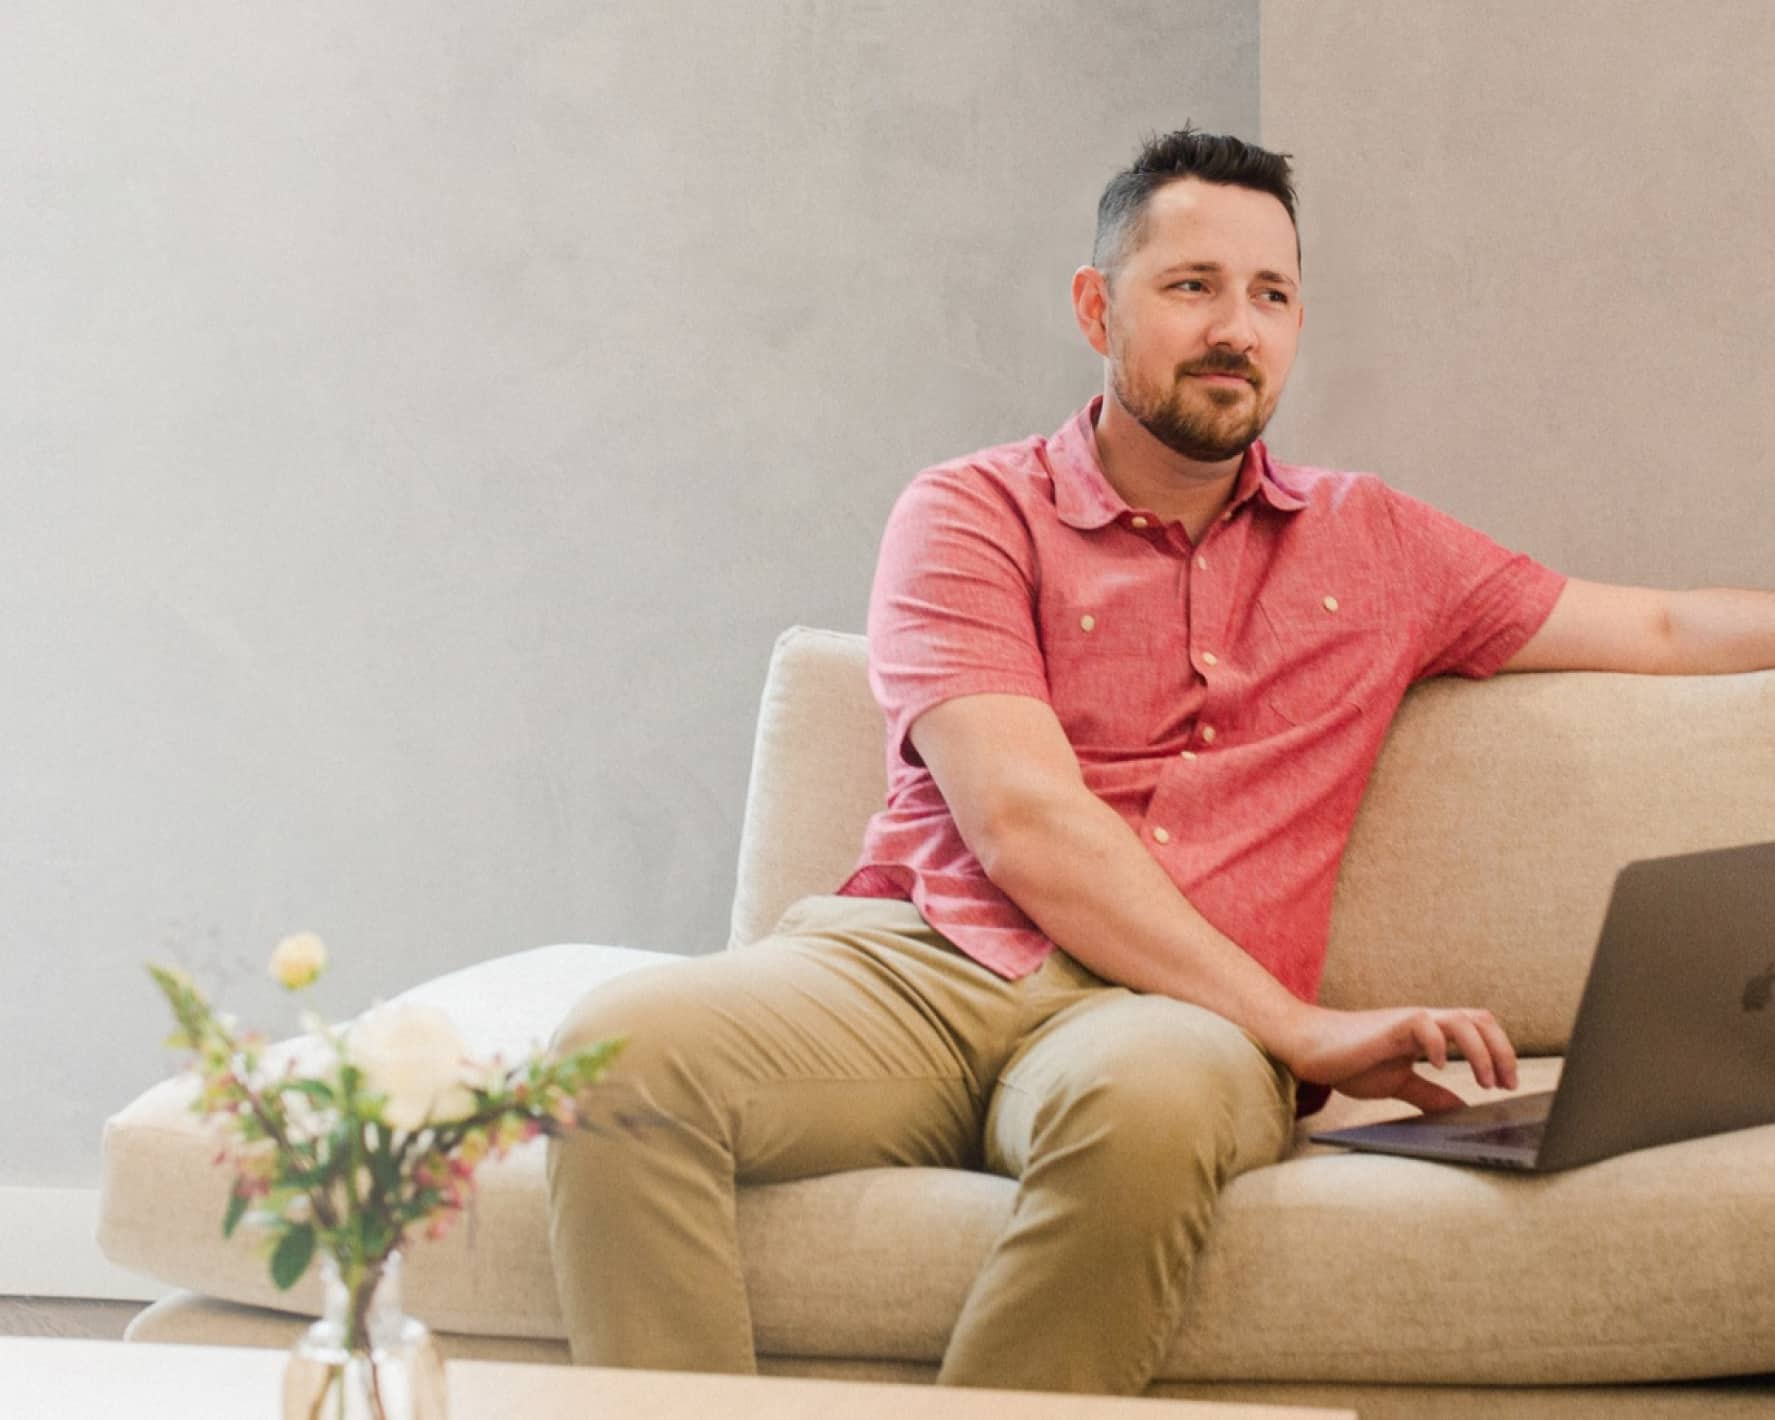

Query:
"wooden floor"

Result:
[[0, 1296, 147, 1340]]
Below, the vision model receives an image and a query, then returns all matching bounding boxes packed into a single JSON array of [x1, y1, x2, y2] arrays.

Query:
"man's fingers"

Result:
[[1437, 1013, 1497, 1089], [1468, 1011, 1520, 1091], [1431, 1009, 1519, 1091], [1395, 1071, 1466, 1114], [1399, 1009, 1518, 1091], [1407, 1012, 1447, 1069]]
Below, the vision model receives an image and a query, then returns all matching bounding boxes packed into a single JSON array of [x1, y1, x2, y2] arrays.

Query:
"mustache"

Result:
[[1185, 359, 1256, 381]]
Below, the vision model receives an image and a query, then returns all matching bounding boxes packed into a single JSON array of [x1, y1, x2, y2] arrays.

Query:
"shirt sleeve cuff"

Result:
[[889, 675, 1054, 766], [1461, 563, 1569, 680]]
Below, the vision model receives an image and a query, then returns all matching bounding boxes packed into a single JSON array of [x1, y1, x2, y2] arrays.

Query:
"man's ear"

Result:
[[1070, 265, 1110, 358]]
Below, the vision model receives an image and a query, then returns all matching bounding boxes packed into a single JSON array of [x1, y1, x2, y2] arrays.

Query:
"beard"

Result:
[[1109, 351, 1271, 464]]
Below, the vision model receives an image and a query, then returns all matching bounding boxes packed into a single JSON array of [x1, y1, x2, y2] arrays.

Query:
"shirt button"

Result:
[[1080, 614, 1095, 631], [1322, 595, 1340, 613], [1200, 725, 1218, 743], [1196, 555, 1208, 571], [1130, 515, 1149, 529], [1200, 651, 1218, 667], [1179, 750, 1198, 761], [1152, 826, 1171, 844]]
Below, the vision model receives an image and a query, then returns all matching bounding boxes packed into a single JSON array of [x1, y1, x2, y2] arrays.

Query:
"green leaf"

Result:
[[222, 1189, 250, 1239], [147, 964, 215, 1043], [355, 1088, 388, 1124], [284, 1159, 331, 1191], [565, 1037, 625, 1082], [361, 1215, 393, 1260], [270, 1223, 316, 1291], [280, 1078, 336, 1106]]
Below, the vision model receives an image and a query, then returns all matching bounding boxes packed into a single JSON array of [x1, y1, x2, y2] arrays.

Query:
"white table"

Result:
[[5, 1337, 1356, 1417]]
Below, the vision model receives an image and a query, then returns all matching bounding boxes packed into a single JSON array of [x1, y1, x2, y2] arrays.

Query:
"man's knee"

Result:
[[548, 960, 741, 1135], [549, 962, 680, 1076], [1035, 1003, 1283, 1183]]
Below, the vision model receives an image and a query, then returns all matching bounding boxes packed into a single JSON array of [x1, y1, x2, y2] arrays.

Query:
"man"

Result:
[[546, 124, 1775, 1395]]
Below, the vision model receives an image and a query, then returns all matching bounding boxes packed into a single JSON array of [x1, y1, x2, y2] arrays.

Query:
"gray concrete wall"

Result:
[[1261, 0, 1773, 589], [1, 1, 1259, 1195]]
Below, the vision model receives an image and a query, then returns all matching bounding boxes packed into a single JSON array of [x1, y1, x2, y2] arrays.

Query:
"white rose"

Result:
[[270, 933, 328, 990], [346, 1003, 476, 1132]]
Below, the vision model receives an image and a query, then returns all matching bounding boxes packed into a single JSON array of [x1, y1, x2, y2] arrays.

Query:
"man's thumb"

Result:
[[1394, 1071, 1467, 1114]]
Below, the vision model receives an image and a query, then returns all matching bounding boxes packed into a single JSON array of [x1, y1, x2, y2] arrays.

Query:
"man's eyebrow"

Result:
[[1156, 261, 1298, 290]]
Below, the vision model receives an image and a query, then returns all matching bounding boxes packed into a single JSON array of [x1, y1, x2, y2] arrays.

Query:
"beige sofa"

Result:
[[100, 625, 1775, 1416]]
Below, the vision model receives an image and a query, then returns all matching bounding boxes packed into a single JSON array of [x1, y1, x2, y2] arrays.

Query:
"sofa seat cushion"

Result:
[[102, 949, 1775, 1385]]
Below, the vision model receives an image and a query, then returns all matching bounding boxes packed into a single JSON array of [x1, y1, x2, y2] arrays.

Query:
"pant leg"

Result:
[[543, 894, 1022, 1373], [936, 955, 1298, 1395]]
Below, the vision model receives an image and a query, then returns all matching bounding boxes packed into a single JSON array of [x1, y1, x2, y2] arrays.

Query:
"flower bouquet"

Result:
[[148, 932, 625, 1420]]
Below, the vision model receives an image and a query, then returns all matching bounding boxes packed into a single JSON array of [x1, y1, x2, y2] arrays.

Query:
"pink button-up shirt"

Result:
[[838, 394, 1564, 1016]]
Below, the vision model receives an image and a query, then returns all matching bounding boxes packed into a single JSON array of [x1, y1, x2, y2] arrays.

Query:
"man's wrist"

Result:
[[1251, 997, 1319, 1076]]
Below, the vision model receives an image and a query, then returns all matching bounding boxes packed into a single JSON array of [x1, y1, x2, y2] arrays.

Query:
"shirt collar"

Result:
[[1047, 393, 1308, 530]]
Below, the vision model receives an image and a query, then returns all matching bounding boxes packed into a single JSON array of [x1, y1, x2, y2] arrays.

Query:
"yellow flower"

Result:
[[457, 1129, 489, 1168], [269, 933, 328, 991], [236, 1138, 279, 1180]]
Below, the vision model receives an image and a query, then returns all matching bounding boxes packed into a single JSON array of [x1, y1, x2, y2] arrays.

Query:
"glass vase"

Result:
[[283, 1248, 447, 1420]]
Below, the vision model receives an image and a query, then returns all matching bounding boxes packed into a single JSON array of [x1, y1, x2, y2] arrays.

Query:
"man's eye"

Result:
[[1171, 280, 1289, 304]]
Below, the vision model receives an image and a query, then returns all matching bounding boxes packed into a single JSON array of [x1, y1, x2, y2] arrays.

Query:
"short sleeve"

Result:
[[1382, 487, 1567, 682], [867, 465, 1054, 768]]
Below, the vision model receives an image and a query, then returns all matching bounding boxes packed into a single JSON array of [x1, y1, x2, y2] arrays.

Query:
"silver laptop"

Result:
[[1310, 839, 1775, 1172]]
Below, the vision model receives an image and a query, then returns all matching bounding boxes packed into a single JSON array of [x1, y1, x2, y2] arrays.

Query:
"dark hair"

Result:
[[1092, 123, 1300, 289]]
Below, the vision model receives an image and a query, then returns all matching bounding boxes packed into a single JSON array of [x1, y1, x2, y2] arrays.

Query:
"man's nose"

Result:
[[1203, 291, 1258, 354]]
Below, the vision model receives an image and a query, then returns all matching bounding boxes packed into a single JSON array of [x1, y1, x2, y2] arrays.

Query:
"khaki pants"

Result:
[[544, 894, 1298, 1395]]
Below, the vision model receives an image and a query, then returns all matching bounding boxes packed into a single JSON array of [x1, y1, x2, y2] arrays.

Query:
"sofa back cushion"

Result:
[[729, 625, 1775, 1054]]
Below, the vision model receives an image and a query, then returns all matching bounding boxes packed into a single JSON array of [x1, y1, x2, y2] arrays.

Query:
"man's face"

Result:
[[1095, 177, 1303, 463]]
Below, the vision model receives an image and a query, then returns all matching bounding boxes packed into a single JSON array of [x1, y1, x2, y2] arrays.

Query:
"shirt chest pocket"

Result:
[[1043, 605, 1178, 746], [1254, 592, 1391, 728]]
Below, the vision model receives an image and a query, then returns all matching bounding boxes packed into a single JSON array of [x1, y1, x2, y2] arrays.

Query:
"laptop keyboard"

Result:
[[1455, 1121, 1546, 1150]]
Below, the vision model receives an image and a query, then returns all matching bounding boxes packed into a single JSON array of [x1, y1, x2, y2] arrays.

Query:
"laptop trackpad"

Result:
[[1435, 1090, 1555, 1131], [1311, 1089, 1555, 1151]]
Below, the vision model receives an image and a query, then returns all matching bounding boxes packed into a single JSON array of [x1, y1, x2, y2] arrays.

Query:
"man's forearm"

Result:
[[1668, 588, 1775, 673], [984, 789, 1308, 1055]]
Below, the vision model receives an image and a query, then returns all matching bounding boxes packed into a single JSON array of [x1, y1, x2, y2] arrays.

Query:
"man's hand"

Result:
[[1276, 1004, 1520, 1114]]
